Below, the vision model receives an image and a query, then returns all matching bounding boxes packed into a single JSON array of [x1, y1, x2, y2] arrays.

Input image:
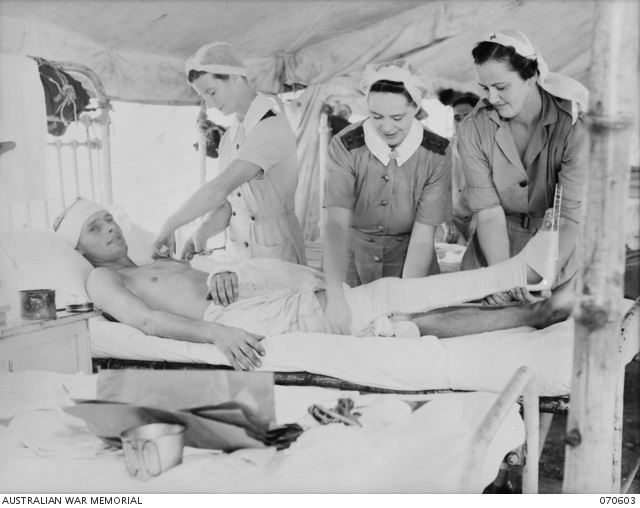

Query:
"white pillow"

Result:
[[0, 229, 93, 315], [0, 212, 156, 317]]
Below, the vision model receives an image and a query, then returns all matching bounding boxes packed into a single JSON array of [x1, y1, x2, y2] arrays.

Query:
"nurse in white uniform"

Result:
[[153, 42, 307, 274]]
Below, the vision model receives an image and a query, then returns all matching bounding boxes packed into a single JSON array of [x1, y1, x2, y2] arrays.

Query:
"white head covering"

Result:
[[360, 59, 428, 107], [185, 42, 247, 77], [480, 29, 589, 124], [55, 198, 107, 248]]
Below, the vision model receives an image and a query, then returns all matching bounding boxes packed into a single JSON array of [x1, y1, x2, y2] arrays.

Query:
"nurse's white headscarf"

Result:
[[55, 198, 107, 249], [479, 29, 589, 124], [360, 60, 428, 107], [185, 42, 247, 77]]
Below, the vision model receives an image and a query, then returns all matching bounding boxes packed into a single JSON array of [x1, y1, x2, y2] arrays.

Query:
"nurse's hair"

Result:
[[472, 42, 539, 81], [369, 80, 416, 108], [187, 70, 248, 84]]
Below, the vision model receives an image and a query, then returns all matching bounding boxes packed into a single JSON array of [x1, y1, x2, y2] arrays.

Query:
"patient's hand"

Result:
[[207, 271, 239, 307], [214, 327, 265, 371]]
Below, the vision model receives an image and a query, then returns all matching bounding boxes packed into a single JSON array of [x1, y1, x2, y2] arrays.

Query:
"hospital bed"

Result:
[[0, 366, 538, 493], [2, 59, 639, 492]]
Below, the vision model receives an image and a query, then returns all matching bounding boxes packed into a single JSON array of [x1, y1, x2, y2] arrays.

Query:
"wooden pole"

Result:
[[563, 0, 640, 494]]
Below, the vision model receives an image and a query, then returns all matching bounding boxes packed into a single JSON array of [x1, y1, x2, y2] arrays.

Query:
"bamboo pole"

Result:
[[563, 0, 640, 494]]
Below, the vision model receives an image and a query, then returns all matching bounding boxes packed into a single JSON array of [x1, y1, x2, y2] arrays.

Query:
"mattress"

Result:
[[90, 299, 639, 397]]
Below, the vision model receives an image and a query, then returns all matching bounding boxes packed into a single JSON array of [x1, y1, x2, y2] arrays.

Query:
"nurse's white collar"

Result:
[[237, 93, 276, 134], [363, 118, 423, 167]]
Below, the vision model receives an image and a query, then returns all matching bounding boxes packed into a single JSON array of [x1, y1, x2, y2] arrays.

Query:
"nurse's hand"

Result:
[[152, 227, 176, 259], [207, 271, 239, 307], [181, 227, 209, 260], [324, 292, 352, 335], [482, 291, 513, 306], [511, 287, 551, 303], [440, 221, 460, 244]]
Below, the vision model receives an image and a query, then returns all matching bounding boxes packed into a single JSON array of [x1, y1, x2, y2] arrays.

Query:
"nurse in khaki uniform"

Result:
[[458, 29, 588, 305], [153, 43, 307, 302], [323, 60, 452, 333]]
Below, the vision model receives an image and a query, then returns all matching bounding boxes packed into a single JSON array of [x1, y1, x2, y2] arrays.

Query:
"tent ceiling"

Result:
[[0, 0, 424, 60], [0, 0, 595, 104]]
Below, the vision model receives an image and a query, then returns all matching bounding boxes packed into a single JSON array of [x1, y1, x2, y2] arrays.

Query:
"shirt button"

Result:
[[382, 175, 390, 182], [232, 211, 236, 216], [378, 200, 388, 206], [251, 215, 255, 221], [237, 191, 242, 197], [236, 144, 240, 150], [244, 241, 249, 248], [365, 237, 373, 243], [369, 255, 381, 262], [519, 180, 528, 188], [397, 236, 404, 242], [378, 225, 385, 232]]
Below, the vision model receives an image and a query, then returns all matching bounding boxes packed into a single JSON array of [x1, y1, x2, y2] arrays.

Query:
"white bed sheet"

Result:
[[91, 297, 640, 397], [0, 370, 524, 493]]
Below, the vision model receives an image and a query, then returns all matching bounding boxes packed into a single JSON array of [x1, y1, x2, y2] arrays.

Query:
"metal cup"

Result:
[[120, 423, 186, 480], [19, 289, 56, 320]]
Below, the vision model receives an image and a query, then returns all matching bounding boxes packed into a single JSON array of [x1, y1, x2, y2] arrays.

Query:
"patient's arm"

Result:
[[86, 268, 265, 371]]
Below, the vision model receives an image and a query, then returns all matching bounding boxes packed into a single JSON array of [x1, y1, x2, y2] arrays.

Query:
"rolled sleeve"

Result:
[[235, 117, 289, 172], [458, 118, 502, 212], [558, 118, 587, 223], [324, 135, 357, 210], [415, 147, 453, 226]]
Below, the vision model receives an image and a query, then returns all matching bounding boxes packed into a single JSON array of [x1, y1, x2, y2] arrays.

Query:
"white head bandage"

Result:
[[480, 29, 589, 124], [55, 198, 107, 249], [185, 42, 247, 77], [360, 60, 428, 107]]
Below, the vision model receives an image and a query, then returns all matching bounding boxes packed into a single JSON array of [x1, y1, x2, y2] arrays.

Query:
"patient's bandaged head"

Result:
[[54, 198, 107, 248], [185, 42, 247, 77]]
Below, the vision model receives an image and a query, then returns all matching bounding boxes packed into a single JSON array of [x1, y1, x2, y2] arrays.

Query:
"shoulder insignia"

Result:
[[340, 125, 366, 151], [421, 129, 449, 156], [260, 109, 277, 121]]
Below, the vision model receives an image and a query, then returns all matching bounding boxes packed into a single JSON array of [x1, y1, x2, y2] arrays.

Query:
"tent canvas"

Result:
[[0, 0, 595, 103]]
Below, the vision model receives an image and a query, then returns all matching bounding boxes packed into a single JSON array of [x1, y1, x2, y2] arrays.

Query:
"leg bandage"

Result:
[[344, 212, 559, 335]]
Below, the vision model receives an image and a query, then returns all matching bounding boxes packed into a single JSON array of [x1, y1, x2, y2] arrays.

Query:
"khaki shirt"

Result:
[[458, 88, 587, 224], [325, 119, 452, 234], [458, 88, 588, 286]]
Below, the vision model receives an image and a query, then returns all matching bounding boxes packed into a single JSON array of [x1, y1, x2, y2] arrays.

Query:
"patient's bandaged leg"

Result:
[[344, 221, 558, 335]]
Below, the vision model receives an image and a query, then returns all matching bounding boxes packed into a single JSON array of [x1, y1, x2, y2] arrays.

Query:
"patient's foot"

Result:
[[535, 277, 576, 329]]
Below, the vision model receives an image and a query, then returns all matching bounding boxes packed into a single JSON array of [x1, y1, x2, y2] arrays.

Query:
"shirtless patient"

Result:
[[55, 199, 573, 371]]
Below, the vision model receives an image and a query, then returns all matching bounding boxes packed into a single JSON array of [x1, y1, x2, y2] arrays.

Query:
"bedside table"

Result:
[[0, 311, 98, 374]]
